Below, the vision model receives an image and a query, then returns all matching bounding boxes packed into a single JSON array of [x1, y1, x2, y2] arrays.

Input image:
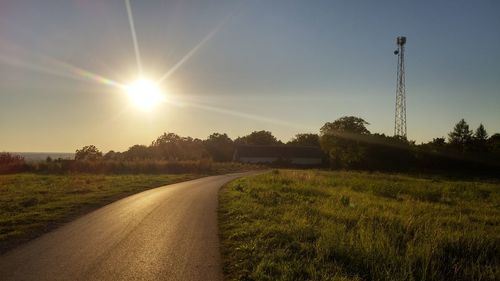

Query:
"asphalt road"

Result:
[[0, 172, 256, 281]]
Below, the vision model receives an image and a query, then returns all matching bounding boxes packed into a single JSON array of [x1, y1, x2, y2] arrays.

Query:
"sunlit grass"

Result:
[[219, 170, 500, 281]]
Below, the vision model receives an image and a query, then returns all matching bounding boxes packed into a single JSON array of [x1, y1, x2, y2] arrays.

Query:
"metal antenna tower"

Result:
[[394, 36, 407, 138]]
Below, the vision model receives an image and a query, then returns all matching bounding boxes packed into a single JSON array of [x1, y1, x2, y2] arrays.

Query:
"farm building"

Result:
[[233, 145, 323, 166]]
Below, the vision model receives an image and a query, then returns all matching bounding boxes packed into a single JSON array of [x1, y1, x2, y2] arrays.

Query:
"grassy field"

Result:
[[219, 170, 500, 281], [0, 173, 198, 251]]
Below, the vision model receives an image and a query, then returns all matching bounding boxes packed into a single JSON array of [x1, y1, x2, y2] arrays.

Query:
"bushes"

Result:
[[0, 153, 28, 174]]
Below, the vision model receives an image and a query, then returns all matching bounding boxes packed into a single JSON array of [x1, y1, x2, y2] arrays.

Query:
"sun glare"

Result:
[[125, 78, 165, 110]]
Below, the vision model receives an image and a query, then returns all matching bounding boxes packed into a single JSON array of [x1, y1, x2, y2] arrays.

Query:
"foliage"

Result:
[[475, 123, 489, 141], [321, 116, 371, 135], [219, 170, 500, 281], [317, 116, 499, 173], [204, 133, 235, 162], [235, 130, 281, 145], [122, 144, 151, 160], [472, 124, 489, 153], [151, 132, 208, 160], [287, 133, 320, 147], [448, 119, 473, 152], [4, 116, 500, 175], [74, 145, 102, 161], [0, 152, 27, 174], [320, 116, 371, 168], [489, 133, 500, 158]]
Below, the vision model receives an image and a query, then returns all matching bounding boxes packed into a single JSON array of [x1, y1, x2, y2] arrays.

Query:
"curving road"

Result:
[[0, 172, 256, 281]]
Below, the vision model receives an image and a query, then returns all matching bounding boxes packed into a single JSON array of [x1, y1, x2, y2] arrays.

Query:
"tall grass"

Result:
[[219, 170, 500, 281], [1, 158, 259, 175]]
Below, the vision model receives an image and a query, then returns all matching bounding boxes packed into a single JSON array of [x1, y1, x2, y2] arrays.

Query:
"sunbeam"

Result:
[[157, 25, 222, 84], [156, 3, 245, 84], [0, 54, 88, 82], [125, 0, 143, 75], [41, 55, 125, 89], [0, 48, 125, 90]]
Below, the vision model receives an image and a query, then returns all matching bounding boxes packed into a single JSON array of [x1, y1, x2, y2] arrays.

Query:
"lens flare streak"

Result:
[[156, 4, 243, 84], [125, 0, 143, 75], [0, 52, 125, 90]]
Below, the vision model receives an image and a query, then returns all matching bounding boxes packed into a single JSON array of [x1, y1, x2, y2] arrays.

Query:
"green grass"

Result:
[[219, 170, 500, 281], [0, 173, 198, 250]]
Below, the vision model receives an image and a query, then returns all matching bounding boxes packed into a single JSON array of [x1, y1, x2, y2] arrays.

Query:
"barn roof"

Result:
[[235, 145, 323, 158]]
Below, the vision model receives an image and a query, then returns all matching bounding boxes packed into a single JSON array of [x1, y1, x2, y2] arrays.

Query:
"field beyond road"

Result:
[[219, 170, 500, 281], [0, 173, 198, 252]]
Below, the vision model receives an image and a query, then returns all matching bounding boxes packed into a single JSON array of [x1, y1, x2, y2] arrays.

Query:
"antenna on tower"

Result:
[[394, 36, 407, 138]]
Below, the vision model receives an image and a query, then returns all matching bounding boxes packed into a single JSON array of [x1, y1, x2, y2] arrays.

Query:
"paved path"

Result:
[[0, 172, 256, 281]]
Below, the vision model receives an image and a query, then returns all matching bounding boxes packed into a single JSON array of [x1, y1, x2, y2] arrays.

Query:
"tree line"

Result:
[[73, 130, 320, 163], [2, 116, 499, 175], [318, 116, 500, 174]]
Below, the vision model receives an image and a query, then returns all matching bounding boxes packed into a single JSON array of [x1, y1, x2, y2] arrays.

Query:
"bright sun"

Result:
[[125, 78, 165, 110]]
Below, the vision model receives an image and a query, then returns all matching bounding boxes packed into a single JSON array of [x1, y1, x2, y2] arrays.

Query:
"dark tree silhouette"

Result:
[[420, 137, 447, 153], [488, 133, 500, 157], [320, 116, 370, 135], [203, 133, 234, 162], [103, 150, 120, 160], [0, 152, 26, 173], [151, 132, 207, 160], [474, 124, 488, 141], [123, 145, 151, 160], [152, 132, 183, 146], [287, 133, 320, 147], [235, 130, 280, 145], [75, 145, 102, 161], [448, 119, 472, 152], [472, 124, 489, 153], [4, 115, 500, 175], [320, 116, 370, 168]]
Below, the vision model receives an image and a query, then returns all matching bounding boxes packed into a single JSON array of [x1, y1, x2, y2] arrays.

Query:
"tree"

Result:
[[151, 132, 208, 160], [362, 133, 414, 171], [234, 130, 281, 145], [320, 116, 370, 136], [474, 124, 488, 141], [287, 133, 320, 147], [75, 145, 102, 161], [320, 116, 370, 168], [488, 133, 500, 157], [448, 119, 472, 152], [471, 124, 489, 153], [203, 133, 234, 162], [151, 133, 183, 160], [152, 132, 183, 146], [429, 137, 446, 147], [420, 137, 446, 152], [103, 150, 120, 160], [123, 145, 151, 160]]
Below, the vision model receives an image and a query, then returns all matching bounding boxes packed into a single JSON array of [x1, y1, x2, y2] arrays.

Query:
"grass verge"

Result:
[[0, 173, 198, 252], [219, 170, 500, 281]]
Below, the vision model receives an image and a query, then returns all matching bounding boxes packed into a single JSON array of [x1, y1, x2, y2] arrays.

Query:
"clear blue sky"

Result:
[[1, 0, 499, 152]]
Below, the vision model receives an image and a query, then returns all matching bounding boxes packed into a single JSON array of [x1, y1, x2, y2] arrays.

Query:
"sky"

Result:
[[0, 0, 499, 152]]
